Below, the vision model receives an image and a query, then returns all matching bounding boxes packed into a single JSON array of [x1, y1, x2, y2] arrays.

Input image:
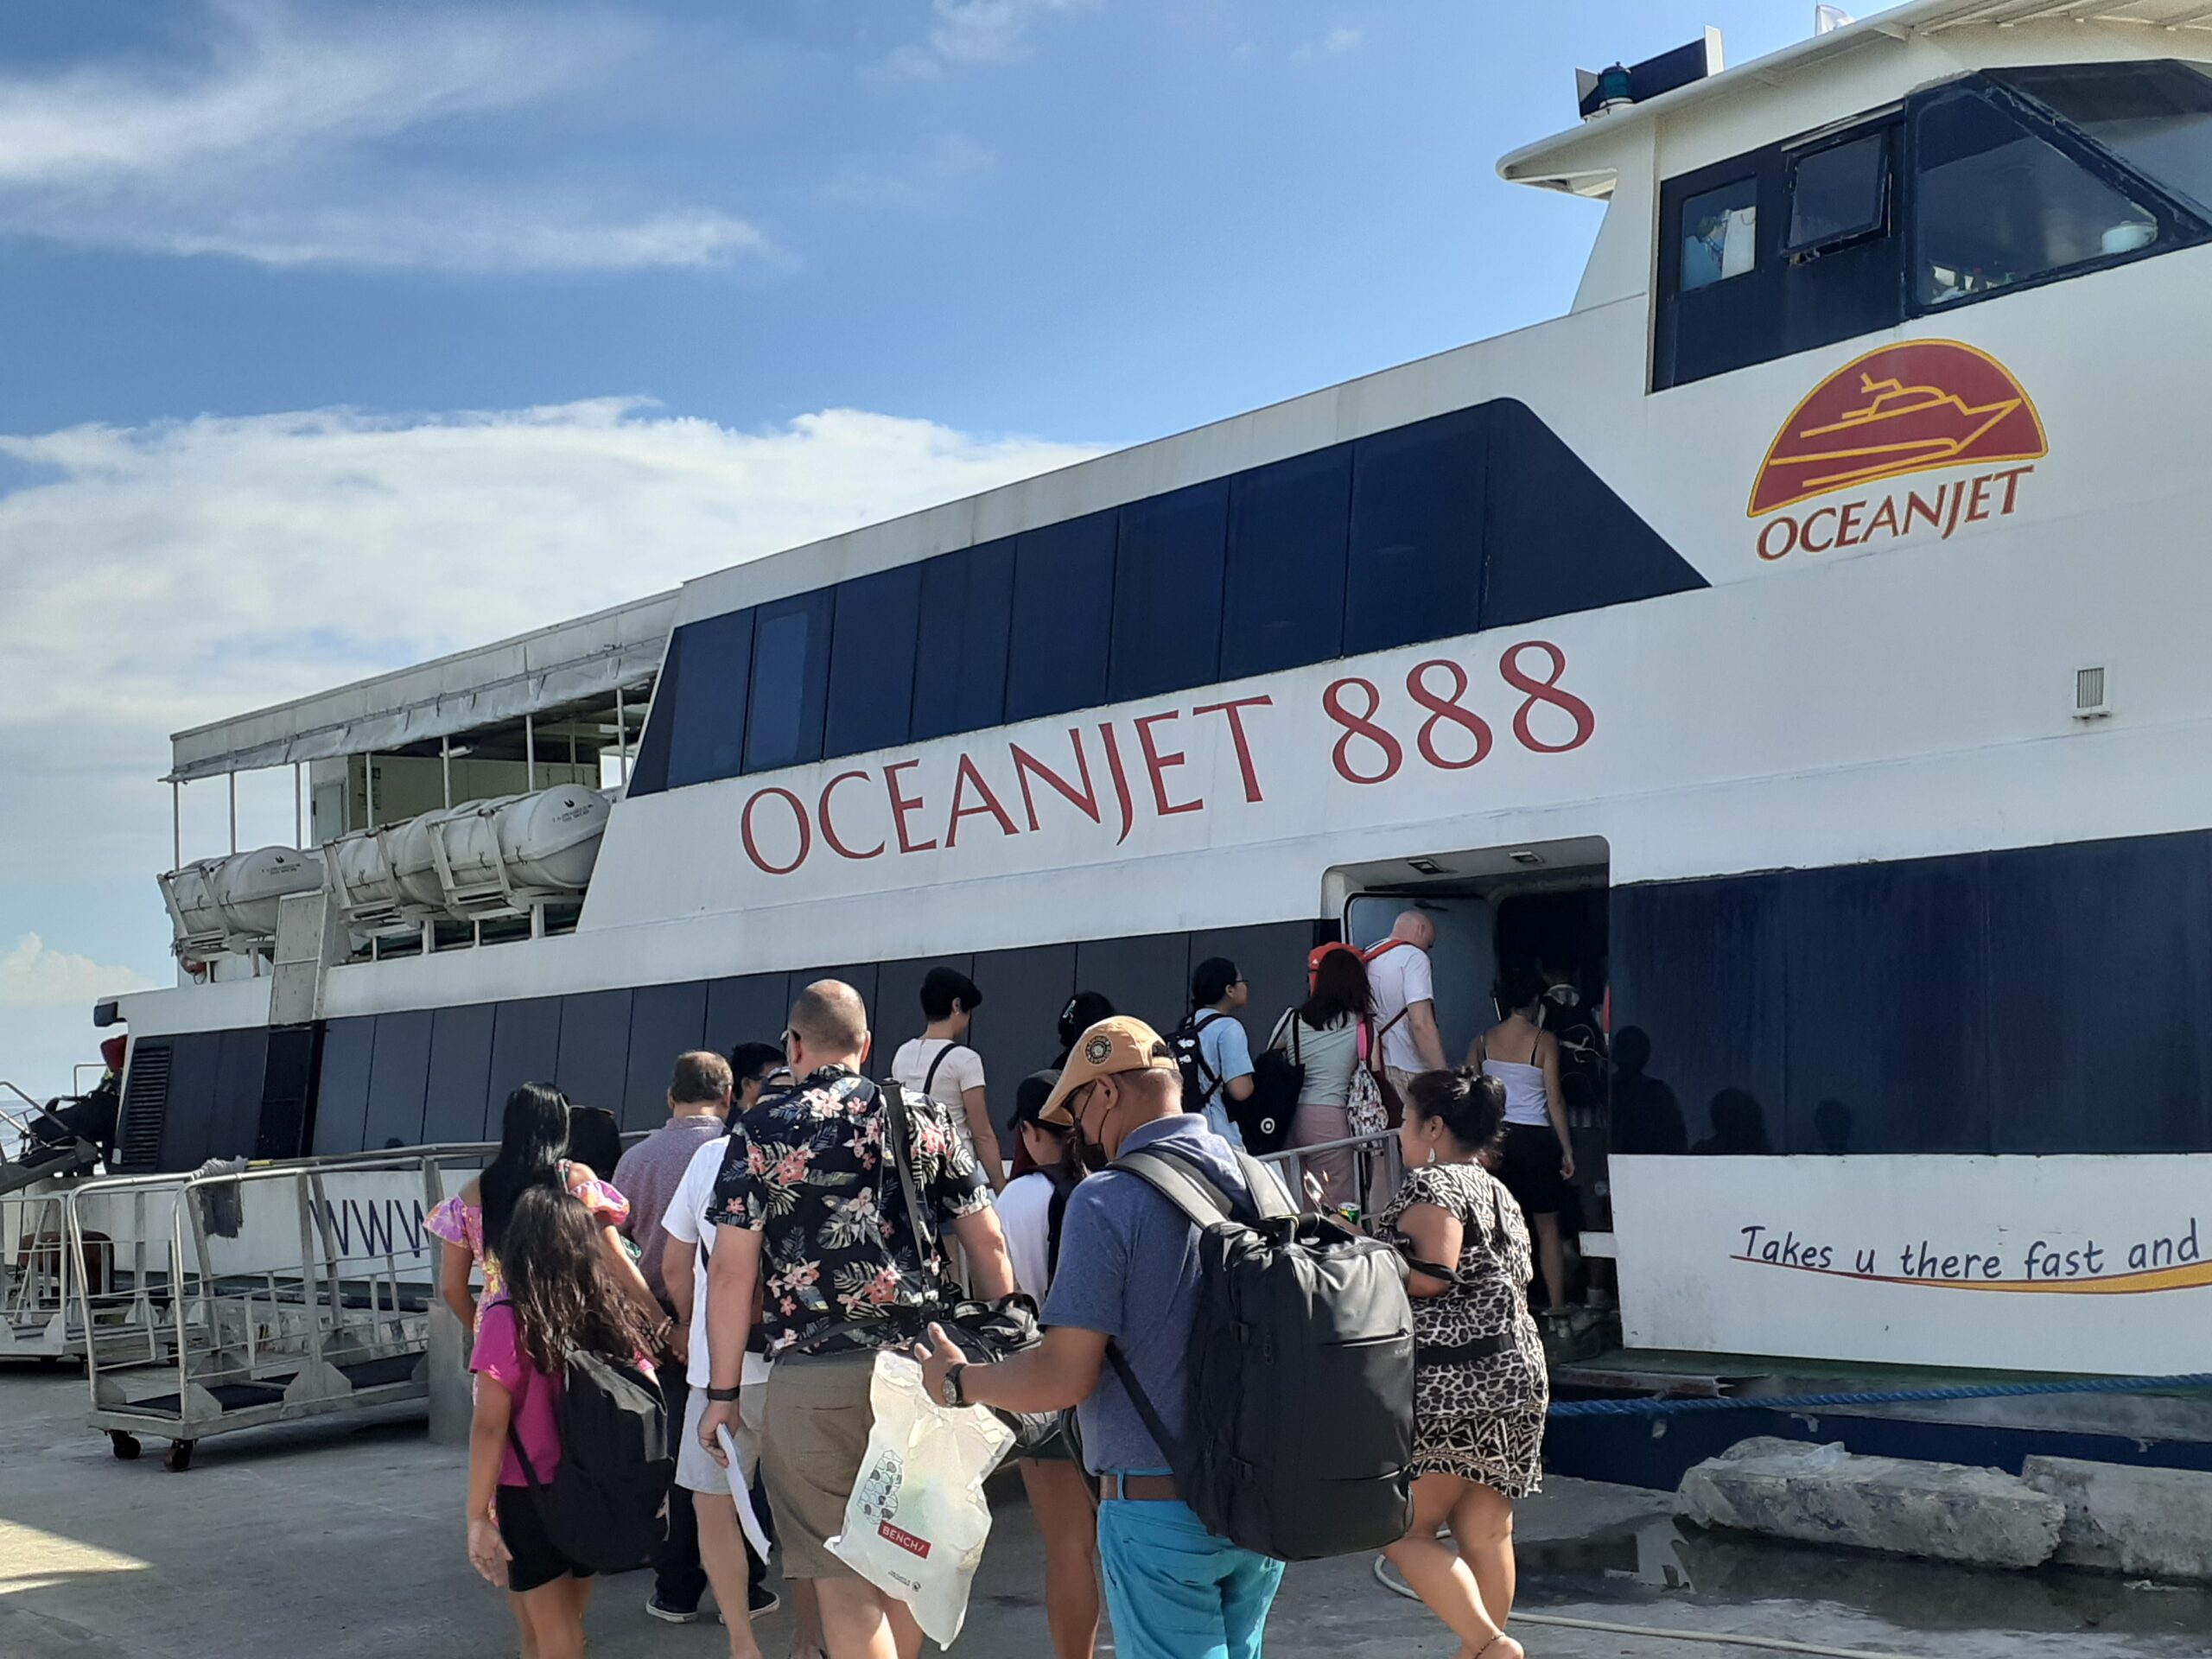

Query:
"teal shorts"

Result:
[[1095, 1497, 1283, 1659]]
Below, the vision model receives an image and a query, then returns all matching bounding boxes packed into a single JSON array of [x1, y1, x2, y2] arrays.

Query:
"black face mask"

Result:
[[1069, 1086, 1111, 1173]]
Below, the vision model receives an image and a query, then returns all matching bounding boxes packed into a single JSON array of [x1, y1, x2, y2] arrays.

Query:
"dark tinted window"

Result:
[[423, 1003, 496, 1144], [2008, 60, 2212, 219], [665, 610, 753, 789], [1006, 511, 1116, 722], [825, 564, 922, 759], [1344, 410, 1485, 656], [704, 974, 791, 1058], [1481, 400, 1706, 626], [362, 1010, 433, 1150], [964, 944, 1074, 1137], [626, 670, 674, 796], [745, 590, 833, 772], [911, 540, 1014, 742], [1608, 876, 1786, 1154], [1787, 130, 1888, 249], [1073, 932, 1190, 1037], [1986, 833, 2212, 1153], [311, 1018, 376, 1157], [1780, 861, 1990, 1154], [483, 997, 563, 1141], [1221, 445, 1351, 679], [1915, 86, 2160, 307], [1109, 480, 1228, 702], [623, 981, 708, 1128], [555, 989, 632, 1112]]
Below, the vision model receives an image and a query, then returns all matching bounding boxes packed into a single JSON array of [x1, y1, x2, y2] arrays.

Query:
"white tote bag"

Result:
[[827, 1350, 1014, 1646]]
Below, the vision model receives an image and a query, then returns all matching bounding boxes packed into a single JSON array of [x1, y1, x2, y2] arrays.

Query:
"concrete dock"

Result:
[[3, 1369, 2208, 1657]]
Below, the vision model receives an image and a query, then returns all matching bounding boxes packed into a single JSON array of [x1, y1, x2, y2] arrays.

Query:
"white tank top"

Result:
[[1481, 1030, 1551, 1128]]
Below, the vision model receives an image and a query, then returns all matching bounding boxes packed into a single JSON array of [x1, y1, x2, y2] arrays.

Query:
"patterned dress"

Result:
[[425, 1161, 628, 1314], [1380, 1160, 1548, 1497]]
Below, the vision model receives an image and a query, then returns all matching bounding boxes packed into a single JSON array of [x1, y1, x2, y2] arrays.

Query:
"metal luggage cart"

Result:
[[1, 1186, 172, 1368], [67, 1151, 463, 1470]]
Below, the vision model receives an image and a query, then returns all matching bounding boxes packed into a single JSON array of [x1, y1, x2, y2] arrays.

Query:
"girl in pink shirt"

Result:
[[467, 1185, 659, 1659]]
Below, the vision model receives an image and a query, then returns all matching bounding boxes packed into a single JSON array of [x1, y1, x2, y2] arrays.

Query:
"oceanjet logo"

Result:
[[1748, 340, 2046, 562]]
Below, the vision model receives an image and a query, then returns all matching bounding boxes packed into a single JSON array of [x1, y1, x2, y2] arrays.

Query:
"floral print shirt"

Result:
[[707, 1064, 992, 1358]]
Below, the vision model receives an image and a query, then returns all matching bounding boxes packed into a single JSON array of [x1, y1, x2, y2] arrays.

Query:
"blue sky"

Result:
[[0, 0, 1891, 1097]]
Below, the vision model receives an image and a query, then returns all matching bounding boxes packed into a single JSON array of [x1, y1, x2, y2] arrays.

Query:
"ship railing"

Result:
[[1256, 1126, 1404, 1219], [62, 1147, 485, 1470], [1, 1185, 169, 1366]]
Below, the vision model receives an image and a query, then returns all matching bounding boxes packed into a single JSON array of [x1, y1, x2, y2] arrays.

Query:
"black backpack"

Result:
[[507, 1347, 673, 1573], [1239, 1010, 1306, 1154], [1167, 1010, 1225, 1115], [1104, 1144, 1415, 1562]]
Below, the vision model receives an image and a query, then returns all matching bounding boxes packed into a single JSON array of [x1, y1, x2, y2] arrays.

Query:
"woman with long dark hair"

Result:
[[1270, 944, 1375, 1212], [466, 1185, 664, 1658], [429, 1084, 664, 1338], [1380, 1069, 1546, 1659]]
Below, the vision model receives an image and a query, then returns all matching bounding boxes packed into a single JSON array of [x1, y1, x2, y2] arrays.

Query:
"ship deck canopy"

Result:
[[1497, 0, 2212, 199], [166, 592, 677, 784]]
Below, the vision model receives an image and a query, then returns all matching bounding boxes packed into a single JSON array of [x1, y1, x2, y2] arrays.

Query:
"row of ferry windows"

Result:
[[1659, 62, 2212, 389], [640, 410, 1491, 791]]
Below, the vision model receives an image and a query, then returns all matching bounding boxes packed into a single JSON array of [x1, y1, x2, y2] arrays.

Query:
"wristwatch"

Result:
[[705, 1384, 744, 1402], [940, 1363, 967, 1408]]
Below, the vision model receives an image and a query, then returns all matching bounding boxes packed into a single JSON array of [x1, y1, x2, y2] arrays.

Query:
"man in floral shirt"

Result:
[[697, 979, 1013, 1659]]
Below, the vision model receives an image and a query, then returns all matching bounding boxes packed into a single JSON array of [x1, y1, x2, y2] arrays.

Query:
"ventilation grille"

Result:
[[2075, 665, 2110, 720], [115, 1042, 174, 1172]]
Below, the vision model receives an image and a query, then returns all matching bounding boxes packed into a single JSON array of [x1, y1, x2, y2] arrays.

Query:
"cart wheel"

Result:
[[109, 1432, 142, 1461], [165, 1440, 195, 1472]]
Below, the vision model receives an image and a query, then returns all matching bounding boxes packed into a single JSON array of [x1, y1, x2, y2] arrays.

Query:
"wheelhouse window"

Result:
[[1680, 178, 1758, 289], [2004, 60, 2212, 221], [1786, 130, 1888, 251], [1914, 86, 2162, 307]]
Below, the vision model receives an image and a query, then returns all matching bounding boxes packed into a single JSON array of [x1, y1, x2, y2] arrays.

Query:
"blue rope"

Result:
[[1547, 1371, 2212, 1418]]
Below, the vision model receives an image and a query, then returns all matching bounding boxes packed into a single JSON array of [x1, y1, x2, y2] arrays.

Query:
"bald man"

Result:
[[1366, 910, 1448, 1096], [697, 980, 1014, 1659]]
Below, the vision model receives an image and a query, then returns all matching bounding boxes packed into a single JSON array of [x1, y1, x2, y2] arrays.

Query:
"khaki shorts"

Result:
[[761, 1349, 878, 1581], [677, 1379, 765, 1495]]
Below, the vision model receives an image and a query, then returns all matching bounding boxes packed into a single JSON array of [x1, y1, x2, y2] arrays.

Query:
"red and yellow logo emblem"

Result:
[[1748, 340, 2047, 518]]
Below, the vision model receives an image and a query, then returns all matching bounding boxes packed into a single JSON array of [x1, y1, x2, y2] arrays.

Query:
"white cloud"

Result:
[[1295, 25, 1365, 60], [0, 2, 767, 273], [880, 0, 1097, 79], [0, 935, 156, 1009], [822, 135, 995, 213], [129, 205, 772, 274], [0, 398, 1106, 892]]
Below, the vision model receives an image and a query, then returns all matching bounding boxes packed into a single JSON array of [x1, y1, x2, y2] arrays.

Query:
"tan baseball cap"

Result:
[[1040, 1015, 1181, 1125]]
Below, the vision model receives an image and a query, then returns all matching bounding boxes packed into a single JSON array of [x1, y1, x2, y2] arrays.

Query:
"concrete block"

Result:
[[1676, 1437, 2063, 1570], [2023, 1455, 2212, 1582]]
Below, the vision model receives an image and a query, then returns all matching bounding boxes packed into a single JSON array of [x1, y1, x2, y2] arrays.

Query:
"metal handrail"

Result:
[[1257, 1127, 1398, 1166], [64, 1146, 477, 1459]]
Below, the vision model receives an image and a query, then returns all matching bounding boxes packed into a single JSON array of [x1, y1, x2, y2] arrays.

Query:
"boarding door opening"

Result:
[[1329, 836, 1618, 1332]]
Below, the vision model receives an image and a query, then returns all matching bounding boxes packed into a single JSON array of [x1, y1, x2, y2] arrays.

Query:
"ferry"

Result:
[[76, 0, 2212, 1385]]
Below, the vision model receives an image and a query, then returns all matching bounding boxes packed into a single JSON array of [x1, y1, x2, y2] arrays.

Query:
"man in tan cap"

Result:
[[915, 1016, 1286, 1659]]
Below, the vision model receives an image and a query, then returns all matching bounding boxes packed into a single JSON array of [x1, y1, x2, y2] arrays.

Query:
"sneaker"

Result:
[[645, 1594, 702, 1624], [719, 1585, 782, 1623]]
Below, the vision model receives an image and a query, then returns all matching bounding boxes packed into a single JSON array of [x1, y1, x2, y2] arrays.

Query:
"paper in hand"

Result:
[[715, 1426, 772, 1559]]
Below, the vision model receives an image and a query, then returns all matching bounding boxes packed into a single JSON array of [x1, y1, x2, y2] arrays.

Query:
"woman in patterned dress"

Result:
[[429, 1083, 662, 1339], [1379, 1068, 1547, 1659]]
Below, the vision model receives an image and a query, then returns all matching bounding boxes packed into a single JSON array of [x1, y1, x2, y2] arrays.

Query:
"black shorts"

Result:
[[1497, 1122, 1568, 1217], [496, 1484, 596, 1594]]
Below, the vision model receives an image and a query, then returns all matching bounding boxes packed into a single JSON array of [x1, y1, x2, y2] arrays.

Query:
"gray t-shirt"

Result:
[[1041, 1114, 1262, 1475]]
